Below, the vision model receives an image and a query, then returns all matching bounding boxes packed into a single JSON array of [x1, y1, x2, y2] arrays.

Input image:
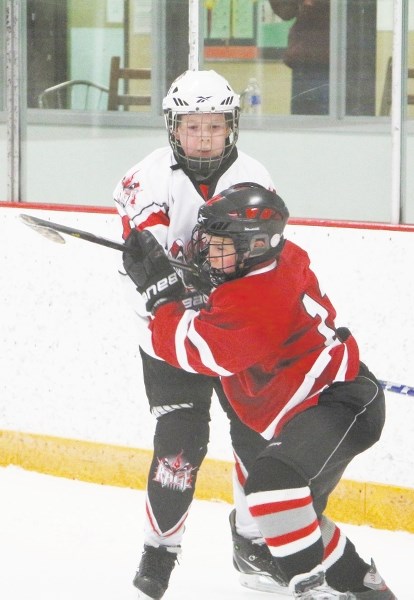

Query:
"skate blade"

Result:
[[239, 573, 291, 595], [136, 591, 157, 600]]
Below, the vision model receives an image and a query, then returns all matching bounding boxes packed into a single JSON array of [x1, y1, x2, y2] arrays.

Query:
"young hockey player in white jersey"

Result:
[[113, 70, 286, 599]]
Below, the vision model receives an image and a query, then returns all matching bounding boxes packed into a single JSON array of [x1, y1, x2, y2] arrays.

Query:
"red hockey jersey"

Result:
[[150, 240, 360, 439]]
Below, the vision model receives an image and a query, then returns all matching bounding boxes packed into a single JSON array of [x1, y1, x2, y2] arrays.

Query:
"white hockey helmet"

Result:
[[162, 70, 240, 179]]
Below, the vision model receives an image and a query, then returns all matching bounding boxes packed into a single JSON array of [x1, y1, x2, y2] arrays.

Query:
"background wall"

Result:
[[17, 122, 414, 223], [2, 1, 414, 218], [68, 0, 124, 88], [1, 206, 413, 491]]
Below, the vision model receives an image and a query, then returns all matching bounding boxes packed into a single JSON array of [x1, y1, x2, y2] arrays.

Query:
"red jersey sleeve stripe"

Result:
[[121, 214, 132, 240], [135, 210, 170, 231]]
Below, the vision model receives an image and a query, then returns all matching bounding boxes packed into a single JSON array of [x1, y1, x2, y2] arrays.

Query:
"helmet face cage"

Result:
[[165, 110, 239, 179], [189, 227, 238, 287], [162, 70, 240, 179], [188, 183, 289, 288]]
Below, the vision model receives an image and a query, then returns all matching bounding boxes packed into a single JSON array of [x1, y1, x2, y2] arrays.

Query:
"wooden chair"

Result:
[[380, 57, 414, 116], [38, 80, 109, 110], [107, 56, 151, 110]]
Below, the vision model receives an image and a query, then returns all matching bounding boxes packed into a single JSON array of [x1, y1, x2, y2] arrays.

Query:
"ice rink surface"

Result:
[[1, 466, 412, 600]]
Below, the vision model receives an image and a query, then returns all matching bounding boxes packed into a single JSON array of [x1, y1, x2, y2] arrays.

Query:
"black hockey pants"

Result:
[[139, 348, 268, 536], [244, 362, 386, 590]]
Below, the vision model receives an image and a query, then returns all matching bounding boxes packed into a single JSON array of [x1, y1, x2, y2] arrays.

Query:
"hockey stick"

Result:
[[378, 380, 414, 396], [18, 214, 414, 396], [19, 213, 195, 273]]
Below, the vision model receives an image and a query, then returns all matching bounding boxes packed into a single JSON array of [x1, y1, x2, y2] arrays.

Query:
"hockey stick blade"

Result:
[[19, 213, 195, 272], [19, 214, 67, 244], [378, 380, 414, 396]]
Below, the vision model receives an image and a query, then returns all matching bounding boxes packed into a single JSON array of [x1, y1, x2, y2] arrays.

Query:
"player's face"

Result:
[[207, 235, 237, 274], [175, 113, 229, 159]]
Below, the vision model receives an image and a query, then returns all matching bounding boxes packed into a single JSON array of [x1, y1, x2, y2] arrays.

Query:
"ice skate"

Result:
[[347, 560, 397, 599], [132, 544, 179, 600], [289, 566, 347, 599], [229, 509, 290, 594]]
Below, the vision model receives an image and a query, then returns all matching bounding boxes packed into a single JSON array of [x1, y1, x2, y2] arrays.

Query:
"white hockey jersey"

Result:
[[113, 145, 276, 357]]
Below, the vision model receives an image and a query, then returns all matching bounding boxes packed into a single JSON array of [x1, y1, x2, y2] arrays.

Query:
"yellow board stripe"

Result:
[[1, 429, 413, 533]]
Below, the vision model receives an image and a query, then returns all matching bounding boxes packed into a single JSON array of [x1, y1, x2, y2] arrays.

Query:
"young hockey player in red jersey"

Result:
[[122, 183, 397, 600], [114, 71, 285, 599]]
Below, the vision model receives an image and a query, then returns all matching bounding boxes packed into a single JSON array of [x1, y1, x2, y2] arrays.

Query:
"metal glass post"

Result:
[[5, 0, 24, 201], [188, 0, 199, 70], [390, 0, 408, 224], [329, 0, 346, 119]]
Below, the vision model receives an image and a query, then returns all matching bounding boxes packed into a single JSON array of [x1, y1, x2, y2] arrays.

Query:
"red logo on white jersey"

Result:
[[121, 172, 142, 206]]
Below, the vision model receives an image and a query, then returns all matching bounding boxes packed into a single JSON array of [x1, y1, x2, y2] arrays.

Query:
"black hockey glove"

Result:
[[181, 268, 213, 296], [123, 229, 185, 313], [180, 291, 208, 311]]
